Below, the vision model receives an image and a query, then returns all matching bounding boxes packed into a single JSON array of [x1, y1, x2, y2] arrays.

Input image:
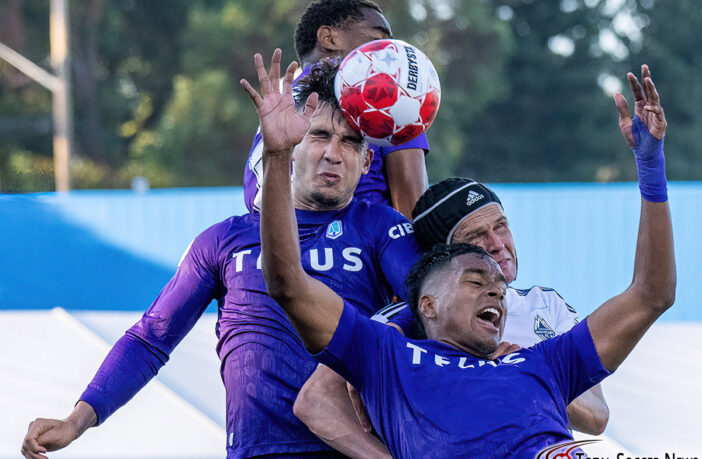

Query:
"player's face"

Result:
[[450, 204, 518, 284], [429, 253, 507, 358], [292, 103, 372, 210], [337, 8, 393, 56]]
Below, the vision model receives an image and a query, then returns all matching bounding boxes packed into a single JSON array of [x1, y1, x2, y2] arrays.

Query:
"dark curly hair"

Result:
[[406, 243, 492, 339], [295, 57, 341, 110], [294, 0, 383, 62]]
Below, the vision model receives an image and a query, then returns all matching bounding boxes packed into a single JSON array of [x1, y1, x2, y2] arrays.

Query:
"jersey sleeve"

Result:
[[545, 288, 580, 335], [371, 301, 417, 337], [314, 300, 388, 391], [378, 132, 430, 158], [371, 206, 422, 301], [533, 318, 610, 405], [243, 130, 264, 212], [79, 222, 226, 424]]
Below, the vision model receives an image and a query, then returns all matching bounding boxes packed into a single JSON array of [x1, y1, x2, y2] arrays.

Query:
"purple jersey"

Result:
[[80, 200, 421, 458], [317, 303, 610, 458], [243, 65, 430, 212]]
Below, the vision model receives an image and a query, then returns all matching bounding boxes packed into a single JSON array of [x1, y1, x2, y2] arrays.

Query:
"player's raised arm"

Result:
[[587, 65, 676, 372], [241, 50, 344, 353]]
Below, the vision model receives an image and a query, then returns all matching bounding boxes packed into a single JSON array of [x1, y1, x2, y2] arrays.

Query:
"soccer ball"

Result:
[[334, 39, 441, 146]]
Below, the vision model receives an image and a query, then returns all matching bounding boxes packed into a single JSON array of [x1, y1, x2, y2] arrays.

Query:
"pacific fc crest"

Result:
[[326, 220, 343, 239], [534, 314, 556, 341]]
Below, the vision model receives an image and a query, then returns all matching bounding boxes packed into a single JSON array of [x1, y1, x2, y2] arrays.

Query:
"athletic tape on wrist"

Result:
[[631, 116, 667, 202]]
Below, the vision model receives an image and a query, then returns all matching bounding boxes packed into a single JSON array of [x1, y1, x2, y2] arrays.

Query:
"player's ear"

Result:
[[316, 25, 342, 53], [361, 146, 373, 174], [291, 143, 301, 161], [418, 295, 436, 320]]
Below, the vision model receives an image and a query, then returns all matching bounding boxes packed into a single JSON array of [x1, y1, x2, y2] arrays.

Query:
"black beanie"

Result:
[[412, 178, 502, 251]]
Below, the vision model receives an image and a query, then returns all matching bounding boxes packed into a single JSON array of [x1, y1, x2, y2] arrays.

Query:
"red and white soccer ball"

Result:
[[334, 39, 441, 146]]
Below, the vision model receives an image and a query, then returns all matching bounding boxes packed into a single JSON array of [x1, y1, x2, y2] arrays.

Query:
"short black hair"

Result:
[[405, 243, 492, 338], [294, 0, 383, 61], [295, 57, 341, 110]]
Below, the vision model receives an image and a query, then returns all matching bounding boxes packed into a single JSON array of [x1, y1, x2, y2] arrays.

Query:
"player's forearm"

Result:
[[385, 148, 428, 220], [80, 332, 167, 424], [295, 367, 391, 459], [628, 119, 675, 311], [629, 199, 675, 312], [260, 150, 306, 301], [566, 384, 609, 435]]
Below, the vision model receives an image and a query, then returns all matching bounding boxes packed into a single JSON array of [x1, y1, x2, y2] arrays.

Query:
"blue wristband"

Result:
[[631, 116, 667, 202]]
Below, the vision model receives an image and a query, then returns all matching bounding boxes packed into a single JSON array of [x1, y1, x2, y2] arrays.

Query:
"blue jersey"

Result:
[[243, 65, 430, 212], [80, 200, 421, 459], [317, 302, 610, 458]]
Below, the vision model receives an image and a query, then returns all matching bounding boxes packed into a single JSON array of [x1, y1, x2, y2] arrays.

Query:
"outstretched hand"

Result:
[[240, 49, 319, 155], [614, 64, 667, 147]]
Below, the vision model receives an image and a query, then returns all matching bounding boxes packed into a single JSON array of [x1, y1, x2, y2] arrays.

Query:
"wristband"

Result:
[[631, 116, 667, 202]]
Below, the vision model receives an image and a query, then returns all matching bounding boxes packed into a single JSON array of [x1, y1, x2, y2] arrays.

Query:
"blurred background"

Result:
[[1, 0, 701, 458], [1, 0, 701, 191]]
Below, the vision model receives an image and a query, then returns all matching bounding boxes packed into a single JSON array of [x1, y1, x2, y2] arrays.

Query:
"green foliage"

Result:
[[1, 0, 700, 191], [628, 0, 702, 180]]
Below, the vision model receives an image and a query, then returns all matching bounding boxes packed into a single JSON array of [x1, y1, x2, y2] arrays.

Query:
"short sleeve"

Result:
[[371, 302, 416, 337], [533, 318, 610, 404], [370, 206, 422, 301], [547, 289, 580, 335], [379, 132, 430, 157], [314, 301, 388, 390]]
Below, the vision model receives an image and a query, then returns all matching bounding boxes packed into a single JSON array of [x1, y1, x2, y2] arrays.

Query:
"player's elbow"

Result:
[[631, 276, 676, 315], [589, 407, 610, 436], [262, 270, 301, 306], [649, 284, 676, 314], [293, 380, 327, 434]]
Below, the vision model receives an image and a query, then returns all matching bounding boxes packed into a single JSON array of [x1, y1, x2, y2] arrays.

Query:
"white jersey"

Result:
[[371, 286, 579, 348], [502, 286, 579, 348]]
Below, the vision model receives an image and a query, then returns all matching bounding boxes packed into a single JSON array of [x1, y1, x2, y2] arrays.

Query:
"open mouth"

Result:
[[477, 306, 502, 328]]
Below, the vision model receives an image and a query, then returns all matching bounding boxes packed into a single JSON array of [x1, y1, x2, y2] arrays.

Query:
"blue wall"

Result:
[[1, 184, 699, 320]]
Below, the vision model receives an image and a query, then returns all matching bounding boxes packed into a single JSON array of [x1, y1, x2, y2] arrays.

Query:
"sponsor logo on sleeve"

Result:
[[388, 222, 414, 239]]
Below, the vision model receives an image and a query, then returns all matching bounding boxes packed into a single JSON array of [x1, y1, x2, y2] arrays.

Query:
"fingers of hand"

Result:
[[303, 92, 319, 117], [268, 49, 282, 90], [628, 72, 645, 102], [613, 93, 630, 121], [508, 343, 522, 354], [254, 53, 272, 95], [643, 76, 661, 106], [641, 64, 651, 82], [282, 61, 298, 95], [22, 421, 50, 457], [240, 79, 263, 108]]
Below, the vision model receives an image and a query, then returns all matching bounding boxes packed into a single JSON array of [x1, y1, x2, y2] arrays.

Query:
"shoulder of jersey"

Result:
[[508, 285, 577, 314], [371, 301, 408, 323]]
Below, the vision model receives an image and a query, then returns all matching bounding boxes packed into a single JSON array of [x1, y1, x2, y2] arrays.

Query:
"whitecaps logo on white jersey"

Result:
[[534, 315, 556, 341], [326, 220, 343, 239]]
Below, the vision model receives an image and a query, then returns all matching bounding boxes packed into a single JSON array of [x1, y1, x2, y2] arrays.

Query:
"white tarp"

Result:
[[2, 309, 700, 458]]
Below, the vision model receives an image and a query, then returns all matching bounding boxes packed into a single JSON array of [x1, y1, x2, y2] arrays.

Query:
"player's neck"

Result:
[[303, 48, 342, 69], [434, 334, 493, 360], [293, 192, 352, 212]]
